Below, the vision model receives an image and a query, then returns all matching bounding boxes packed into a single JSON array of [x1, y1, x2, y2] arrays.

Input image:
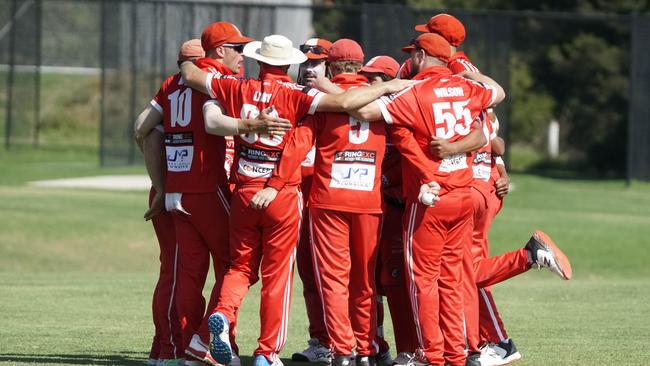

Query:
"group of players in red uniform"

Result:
[[134, 13, 572, 366]]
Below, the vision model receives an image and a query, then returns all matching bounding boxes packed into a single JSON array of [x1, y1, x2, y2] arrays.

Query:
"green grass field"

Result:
[[1, 148, 649, 365]]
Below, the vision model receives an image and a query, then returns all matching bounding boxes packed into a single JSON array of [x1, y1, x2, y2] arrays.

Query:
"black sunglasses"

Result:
[[223, 44, 245, 53], [300, 44, 326, 54]]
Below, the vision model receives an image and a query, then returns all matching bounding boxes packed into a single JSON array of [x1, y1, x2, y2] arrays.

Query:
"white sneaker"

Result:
[[478, 340, 522, 366], [291, 338, 332, 363], [392, 353, 414, 366]]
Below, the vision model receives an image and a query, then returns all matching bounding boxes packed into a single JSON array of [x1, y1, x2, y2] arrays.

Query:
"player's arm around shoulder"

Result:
[[180, 60, 210, 95], [458, 71, 506, 106], [316, 78, 415, 113]]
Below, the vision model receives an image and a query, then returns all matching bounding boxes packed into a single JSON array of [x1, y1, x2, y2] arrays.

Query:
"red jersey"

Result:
[[448, 51, 481, 74], [205, 68, 324, 187], [151, 73, 227, 193], [195, 58, 237, 181], [377, 66, 496, 202], [267, 74, 386, 214]]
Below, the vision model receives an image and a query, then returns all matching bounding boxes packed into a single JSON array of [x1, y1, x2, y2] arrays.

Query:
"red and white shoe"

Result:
[[525, 230, 573, 280], [185, 334, 221, 366]]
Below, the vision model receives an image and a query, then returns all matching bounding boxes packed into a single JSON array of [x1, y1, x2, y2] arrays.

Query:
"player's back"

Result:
[[308, 74, 385, 213], [207, 72, 323, 187], [154, 73, 227, 193]]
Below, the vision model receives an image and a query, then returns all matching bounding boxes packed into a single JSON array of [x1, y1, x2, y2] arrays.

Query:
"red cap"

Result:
[[327, 39, 364, 63], [201, 22, 254, 51], [301, 38, 333, 60], [415, 14, 466, 46], [399, 59, 413, 79], [178, 39, 205, 62], [360, 56, 400, 78], [401, 33, 451, 62]]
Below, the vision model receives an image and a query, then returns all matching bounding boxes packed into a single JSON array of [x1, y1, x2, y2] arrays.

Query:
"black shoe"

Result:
[[465, 352, 481, 366], [356, 356, 376, 366], [524, 230, 572, 280], [332, 356, 352, 366]]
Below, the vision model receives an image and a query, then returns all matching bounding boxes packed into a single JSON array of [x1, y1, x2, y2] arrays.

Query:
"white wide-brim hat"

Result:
[[243, 35, 307, 66]]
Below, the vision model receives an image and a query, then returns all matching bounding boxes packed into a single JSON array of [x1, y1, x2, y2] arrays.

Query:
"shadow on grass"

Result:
[[0, 353, 144, 365], [0, 354, 318, 366]]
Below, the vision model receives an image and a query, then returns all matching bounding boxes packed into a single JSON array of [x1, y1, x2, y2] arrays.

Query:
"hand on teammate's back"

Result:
[[247, 107, 292, 136], [495, 175, 510, 197], [144, 190, 165, 221], [429, 136, 456, 159], [250, 187, 279, 210], [383, 78, 416, 94]]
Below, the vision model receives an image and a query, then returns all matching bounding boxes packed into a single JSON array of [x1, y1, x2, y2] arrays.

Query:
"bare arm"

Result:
[[316, 78, 413, 112], [143, 127, 167, 220], [311, 76, 344, 94], [203, 104, 292, 136], [429, 121, 486, 159], [134, 105, 163, 151], [458, 71, 506, 106], [180, 61, 210, 95], [495, 158, 509, 198], [491, 136, 505, 157]]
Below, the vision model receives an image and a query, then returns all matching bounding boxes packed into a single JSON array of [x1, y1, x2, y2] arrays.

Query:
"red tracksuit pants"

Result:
[[172, 189, 232, 352], [215, 185, 302, 362], [379, 201, 419, 354], [296, 176, 329, 346], [403, 188, 473, 366], [469, 187, 530, 347], [309, 208, 380, 357], [149, 188, 183, 360]]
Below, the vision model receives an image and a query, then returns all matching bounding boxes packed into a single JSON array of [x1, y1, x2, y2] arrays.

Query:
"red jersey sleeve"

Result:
[[150, 75, 174, 113], [266, 115, 317, 191], [207, 74, 241, 106], [285, 85, 324, 120], [377, 90, 438, 185], [467, 80, 497, 111], [448, 52, 481, 74]]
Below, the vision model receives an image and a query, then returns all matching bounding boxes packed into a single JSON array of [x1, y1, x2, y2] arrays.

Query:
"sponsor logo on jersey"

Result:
[[433, 86, 465, 98], [330, 163, 376, 191], [334, 150, 377, 164], [438, 153, 468, 173], [238, 159, 275, 178], [473, 151, 492, 165], [165, 132, 193, 146], [238, 146, 282, 162], [166, 146, 194, 172]]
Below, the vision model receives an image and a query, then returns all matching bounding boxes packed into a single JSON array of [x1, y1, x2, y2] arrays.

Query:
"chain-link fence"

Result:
[[1, 1, 649, 180]]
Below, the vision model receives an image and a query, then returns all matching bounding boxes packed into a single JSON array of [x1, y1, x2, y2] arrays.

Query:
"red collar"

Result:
[[412, 66, 452, 80], [194, 58, 234, 75], [259, 67, 293, 83], [449, 51, 469, 63], [331, 73, 369, 89]]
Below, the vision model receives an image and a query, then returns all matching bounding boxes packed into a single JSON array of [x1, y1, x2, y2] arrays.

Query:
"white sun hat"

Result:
[[243, 34, 307, 66]]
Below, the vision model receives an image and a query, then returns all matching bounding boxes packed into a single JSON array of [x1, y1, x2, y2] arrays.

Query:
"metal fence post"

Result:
[[128, 0, 137, 165], [99, 0, 107, 166], [5, 0, 17, 150], [33, 0, 42, 147]]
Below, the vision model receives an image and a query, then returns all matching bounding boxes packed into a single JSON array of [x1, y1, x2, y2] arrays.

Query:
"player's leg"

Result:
[[173, 207, 210, 354], [253, 186, 304, 363], [185, 189, 235, 365], [209, 187, 263, 364], [292, 207, 330, 363], [309, 208, 356, 359], [438, 189, 474, 366], [380, 203, 418, 361], [149, 188, 183, 363], [403, 202, 445, 366], [349, 212, 381, 362]]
